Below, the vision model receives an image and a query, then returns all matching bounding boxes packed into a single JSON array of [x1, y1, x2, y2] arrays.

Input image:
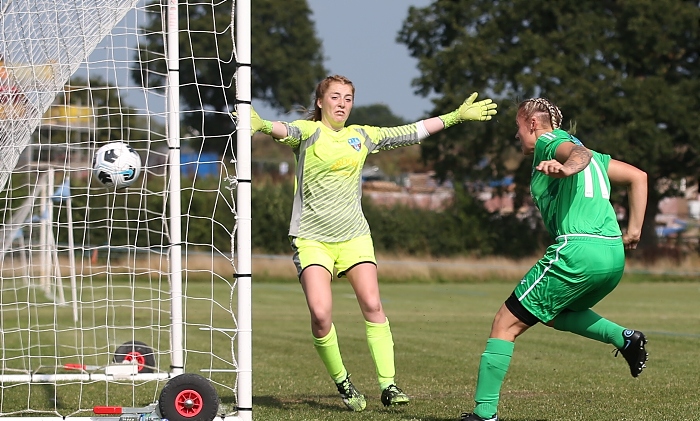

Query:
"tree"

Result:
[[40, 75, 160, 151], [68, 76, 158, 144], [398, 0, 700, 248], [346, 104, 407, 127], [133, 0, 326, 151]]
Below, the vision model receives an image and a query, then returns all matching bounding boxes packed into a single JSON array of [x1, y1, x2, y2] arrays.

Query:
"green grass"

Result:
[[252, 281, 700, 421], [1, 280, 698, 420]]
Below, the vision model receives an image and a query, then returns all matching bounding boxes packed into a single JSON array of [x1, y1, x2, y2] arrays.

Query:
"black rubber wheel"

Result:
[[158, 373, 219, 421], [113, 340, 156, 374]]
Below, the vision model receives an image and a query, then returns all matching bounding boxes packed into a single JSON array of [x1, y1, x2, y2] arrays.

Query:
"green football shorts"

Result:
[[513, 234, 625, 324]]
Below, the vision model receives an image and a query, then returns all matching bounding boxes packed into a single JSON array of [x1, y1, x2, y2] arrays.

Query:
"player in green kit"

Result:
[[459, 98, 649, 421], [244, 75, 497, 411]]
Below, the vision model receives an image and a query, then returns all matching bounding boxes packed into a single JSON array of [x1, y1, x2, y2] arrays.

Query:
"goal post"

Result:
[[0, 0, 252, 420], [233, 0, 253, 416]]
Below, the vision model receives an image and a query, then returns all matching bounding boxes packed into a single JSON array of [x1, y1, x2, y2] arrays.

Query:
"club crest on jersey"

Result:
[[570, 134, 584, 146], [348, 137, 361, 152]]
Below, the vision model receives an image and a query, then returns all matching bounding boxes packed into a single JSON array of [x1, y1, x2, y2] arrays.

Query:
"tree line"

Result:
[[74, 0, 700, 254], [30, 176, 547, 259]]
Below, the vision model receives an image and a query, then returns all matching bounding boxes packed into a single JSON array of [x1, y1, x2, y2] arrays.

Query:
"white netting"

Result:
[[0, 0, 247, 419], [0, 0, 140, 191]]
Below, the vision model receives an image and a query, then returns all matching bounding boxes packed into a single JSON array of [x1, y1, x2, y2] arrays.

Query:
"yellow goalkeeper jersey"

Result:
[[279, 119, 422, 242]]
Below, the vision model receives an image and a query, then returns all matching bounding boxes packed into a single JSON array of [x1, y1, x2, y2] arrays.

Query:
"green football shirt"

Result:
[[531, 129, 622, 239], [278, 120, 422, 242]]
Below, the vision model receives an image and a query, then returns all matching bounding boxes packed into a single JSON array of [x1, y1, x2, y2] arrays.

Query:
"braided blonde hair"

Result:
[[517, 98, 563, 130]]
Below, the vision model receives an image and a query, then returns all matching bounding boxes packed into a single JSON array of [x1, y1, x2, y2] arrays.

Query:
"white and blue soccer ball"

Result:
[[92, 142, 142, 189]]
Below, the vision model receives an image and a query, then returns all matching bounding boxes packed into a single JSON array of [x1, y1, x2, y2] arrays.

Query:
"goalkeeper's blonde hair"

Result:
[[517, 98, 563, 130]]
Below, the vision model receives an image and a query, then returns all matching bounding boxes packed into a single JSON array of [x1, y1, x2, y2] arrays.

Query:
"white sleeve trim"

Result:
[[416, 120, 430, 140]]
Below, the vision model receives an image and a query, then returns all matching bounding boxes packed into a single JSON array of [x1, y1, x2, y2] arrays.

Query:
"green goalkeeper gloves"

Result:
[[439, 92, 498, 128], [233, 106, 273, 134]]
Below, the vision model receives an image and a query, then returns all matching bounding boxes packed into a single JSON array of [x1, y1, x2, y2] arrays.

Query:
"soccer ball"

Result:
[[92, 142, 142, 189]]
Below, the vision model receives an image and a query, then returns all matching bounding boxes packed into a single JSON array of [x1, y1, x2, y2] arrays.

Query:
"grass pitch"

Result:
[[0, 279, 697, 420], [252, 281, 700, 420]]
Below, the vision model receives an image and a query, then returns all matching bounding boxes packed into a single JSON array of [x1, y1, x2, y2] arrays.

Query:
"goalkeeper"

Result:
[[242, 75, 497, 412]]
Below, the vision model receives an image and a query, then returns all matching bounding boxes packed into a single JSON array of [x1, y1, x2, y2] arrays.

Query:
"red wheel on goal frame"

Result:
[[158, 373, 219, 421], [113, 340, 156, 373]]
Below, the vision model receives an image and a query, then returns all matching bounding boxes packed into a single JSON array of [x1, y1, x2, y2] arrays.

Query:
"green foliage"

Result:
[[251, 180, 295, 253], [246, 181, 547, 257], [346, 104, 408, 127], [134, 0, 236, 144], [363, 184, 545, 258], [47, 76, 162, 146], [399, 0, 700, 247], [180, 176, 239, 252], [2, 172, 544, 259], [53, 178, 168, 250], [489, 212, 549, 258], [252, 0, 327, 112], [5, 174, 232, 255], [133, 0, 326, 150], [362, 187, 485, 256]]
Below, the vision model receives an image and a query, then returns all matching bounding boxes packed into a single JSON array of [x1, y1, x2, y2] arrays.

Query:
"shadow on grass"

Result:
[[252, 394, 349, 412], [250, 395, 551, 421], [496, 418, 548, 421], [397, 410, 550, 421], [394, 412, 457, 421]]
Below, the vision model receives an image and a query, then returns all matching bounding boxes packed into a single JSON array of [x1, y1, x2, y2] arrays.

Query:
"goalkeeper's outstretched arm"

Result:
[[244, 91, 498, 140]]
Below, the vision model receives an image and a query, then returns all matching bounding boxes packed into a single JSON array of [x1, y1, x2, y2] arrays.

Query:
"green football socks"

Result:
[[313, 323, 347, 383], [366, 318, 396, 390], [552, 309, 625, 348], [473, 338, 514, 419]]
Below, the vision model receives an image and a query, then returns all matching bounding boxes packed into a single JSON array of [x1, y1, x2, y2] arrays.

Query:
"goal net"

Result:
[[0, 0, 252, 420]]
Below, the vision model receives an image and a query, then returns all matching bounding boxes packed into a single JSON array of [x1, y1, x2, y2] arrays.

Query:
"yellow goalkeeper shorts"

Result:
[[290, 234, 376, 279]]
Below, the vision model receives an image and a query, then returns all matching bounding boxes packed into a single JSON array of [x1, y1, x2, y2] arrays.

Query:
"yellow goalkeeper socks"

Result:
[[366, 318, 396, 390], [313, 323, 347, 383]]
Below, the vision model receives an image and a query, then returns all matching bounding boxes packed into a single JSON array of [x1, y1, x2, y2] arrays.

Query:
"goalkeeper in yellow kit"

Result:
[[245, 75, 497, 411]]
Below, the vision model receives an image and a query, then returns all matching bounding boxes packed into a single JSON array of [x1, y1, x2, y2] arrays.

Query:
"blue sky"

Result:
[[257, 0, 434, 123]]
